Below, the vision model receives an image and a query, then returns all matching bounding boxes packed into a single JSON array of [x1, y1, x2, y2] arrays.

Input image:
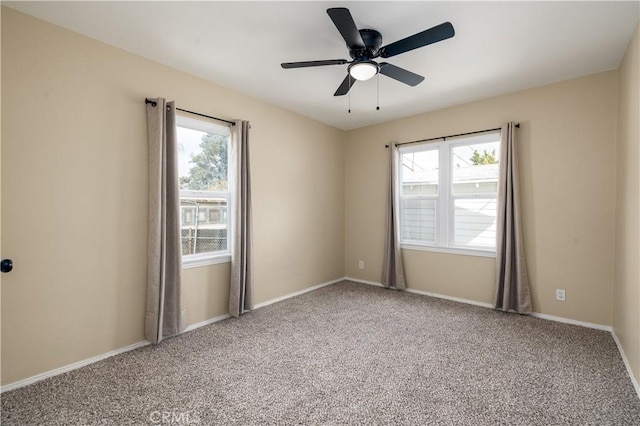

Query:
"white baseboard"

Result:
[[345, 277, 385, 288], [4, 276, 632, 399], [183, 313, 232, 333], [2, 277, 346, 393], [1, 340, 150, 393], [1, 314, 232, 393], [404, 287, 494, 309], [253, 277, 345, 309], [529, 312, 611, 332], [612, 330, 640, 399], [348, 277, 493, 308], [346, 277, 611, 331], [347, 276, 638, 397]]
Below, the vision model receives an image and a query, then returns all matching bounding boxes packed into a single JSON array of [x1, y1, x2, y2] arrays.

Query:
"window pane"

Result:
[[401, 198, 436, 243], [452, 141, 500, 194], [401, 150, 439, 195], [180, 198, 228, 255], [177, 126, 229, 191], [453, 198, 497, 248]]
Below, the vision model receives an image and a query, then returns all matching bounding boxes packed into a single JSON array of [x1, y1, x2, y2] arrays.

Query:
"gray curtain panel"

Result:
[[381, 145, 406, 289], [495, 122, 532, 313], [229, 120, 254, 317], [145, 98, 186, 343]]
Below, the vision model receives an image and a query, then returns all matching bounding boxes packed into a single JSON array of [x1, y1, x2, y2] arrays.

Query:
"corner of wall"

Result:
[[612, 19, 640, 385]]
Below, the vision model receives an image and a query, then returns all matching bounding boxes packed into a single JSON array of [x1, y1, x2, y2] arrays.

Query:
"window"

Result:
[[399, 132, 500, 256], [177, 114, 231, 267]]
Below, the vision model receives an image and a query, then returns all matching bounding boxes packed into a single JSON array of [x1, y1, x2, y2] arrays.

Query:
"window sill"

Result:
[[182, 254, 231, 269], [401, 243, 496, 258]]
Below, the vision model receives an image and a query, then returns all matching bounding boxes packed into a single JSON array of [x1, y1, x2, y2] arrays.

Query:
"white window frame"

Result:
[[176, 114, 232, 268], [399, 132, 500, 258]]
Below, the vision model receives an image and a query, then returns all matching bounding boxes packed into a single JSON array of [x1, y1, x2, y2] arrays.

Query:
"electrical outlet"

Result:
[[556, 289, 566, 302], [358, 260, 364, 270]]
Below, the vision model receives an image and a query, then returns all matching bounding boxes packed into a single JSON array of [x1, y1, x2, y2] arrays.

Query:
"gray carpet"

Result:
[[2, 281, 639, 425]]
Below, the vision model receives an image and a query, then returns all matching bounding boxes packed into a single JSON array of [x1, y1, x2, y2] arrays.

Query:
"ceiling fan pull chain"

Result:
[[348, 74, 352, 113], [376, 73, 380, 111]]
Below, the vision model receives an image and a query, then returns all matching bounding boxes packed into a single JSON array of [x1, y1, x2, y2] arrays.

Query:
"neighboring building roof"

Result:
[[402, 163, 499, 185]]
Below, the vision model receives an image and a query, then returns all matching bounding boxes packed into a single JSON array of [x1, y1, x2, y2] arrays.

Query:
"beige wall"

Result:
[[183, 263, 231, 326], [345, 71, 618, 326], [1, 5, 634, 389], [614, 22, 640, 384], [0, 8, 345, 385]]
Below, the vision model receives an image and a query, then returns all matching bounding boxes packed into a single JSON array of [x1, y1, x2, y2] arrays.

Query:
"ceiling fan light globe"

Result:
[[349, 62, 378, 81]]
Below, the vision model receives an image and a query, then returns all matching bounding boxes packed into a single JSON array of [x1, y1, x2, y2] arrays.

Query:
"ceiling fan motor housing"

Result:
[[350, 29, 383, 60]]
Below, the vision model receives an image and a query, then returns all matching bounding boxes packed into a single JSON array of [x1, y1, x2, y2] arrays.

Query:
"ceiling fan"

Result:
[[281, 7, 455, 96]]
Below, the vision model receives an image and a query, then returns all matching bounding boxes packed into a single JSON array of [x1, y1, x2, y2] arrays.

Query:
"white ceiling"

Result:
[[5, 1, 639, 130]]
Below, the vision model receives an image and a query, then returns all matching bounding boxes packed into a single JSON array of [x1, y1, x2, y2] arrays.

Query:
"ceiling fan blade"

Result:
[[327, 8, 365, 50], [379, 22, 455, 58], [281, 59, 348, 69], [334, 75, 356, 96], [379, 63, 425, 86]]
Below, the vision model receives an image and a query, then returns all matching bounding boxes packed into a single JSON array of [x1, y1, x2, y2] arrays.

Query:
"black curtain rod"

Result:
[[385, 123, 520, 148], [145, 98, 235, 126]]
